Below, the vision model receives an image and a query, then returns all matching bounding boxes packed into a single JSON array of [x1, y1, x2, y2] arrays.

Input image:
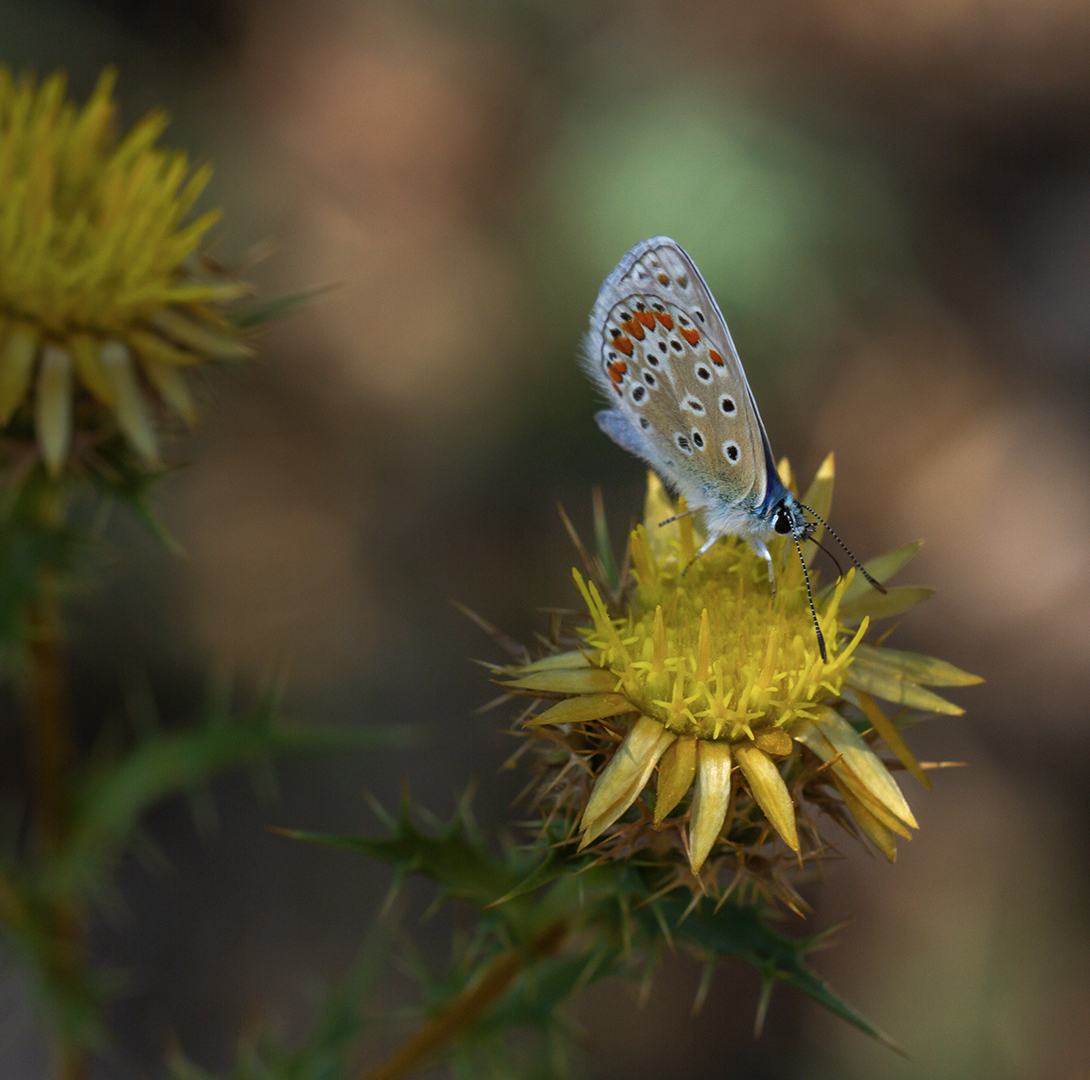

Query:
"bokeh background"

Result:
[[3, 0, 1090, 1076]]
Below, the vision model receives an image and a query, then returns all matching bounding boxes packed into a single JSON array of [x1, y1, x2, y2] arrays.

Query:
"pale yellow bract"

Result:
[[504, 461, 981, 878]]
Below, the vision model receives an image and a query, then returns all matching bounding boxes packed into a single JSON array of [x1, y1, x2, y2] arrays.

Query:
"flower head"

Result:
[[501, 457, 981, 898], [0, 68, 251, 477]]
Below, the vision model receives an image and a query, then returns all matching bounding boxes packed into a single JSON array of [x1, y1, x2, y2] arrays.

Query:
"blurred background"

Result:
[[3, 0, 1090, 1076]]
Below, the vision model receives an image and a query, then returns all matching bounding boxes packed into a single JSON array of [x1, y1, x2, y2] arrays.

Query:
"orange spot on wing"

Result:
[[636, 311, 656, 329], [657, 273, 669, 285], [613, 336, 633, 356], [656, 312, 674, 330], [681, 328, 700, 346], [608, 360, 628, 384], [709, 349, 724, 366], [622, 319, 645, 340]]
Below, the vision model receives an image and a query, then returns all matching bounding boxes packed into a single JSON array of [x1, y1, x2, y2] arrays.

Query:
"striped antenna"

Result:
[[796, 502, 886, 594], [793, 533, 827, 662]]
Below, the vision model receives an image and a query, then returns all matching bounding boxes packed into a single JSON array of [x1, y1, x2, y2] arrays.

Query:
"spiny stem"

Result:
[[26, 587, 71, 857], [358, 921, 568, 1080], [25, 568, 88, 1080]]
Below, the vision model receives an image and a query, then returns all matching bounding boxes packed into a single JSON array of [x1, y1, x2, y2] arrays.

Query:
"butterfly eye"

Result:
[[773, 506, 793, 535]]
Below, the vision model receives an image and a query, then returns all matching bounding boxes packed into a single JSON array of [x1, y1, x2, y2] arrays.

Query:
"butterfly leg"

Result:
[[681, 532, 722, 577], [749, 538, 776, 594]]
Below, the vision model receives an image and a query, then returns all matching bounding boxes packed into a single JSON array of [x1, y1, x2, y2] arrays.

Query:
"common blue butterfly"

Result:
[[582, 236, 882, 660]]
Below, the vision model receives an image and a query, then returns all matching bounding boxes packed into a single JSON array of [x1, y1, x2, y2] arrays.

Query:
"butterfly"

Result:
[[581, 236, 882, 660]]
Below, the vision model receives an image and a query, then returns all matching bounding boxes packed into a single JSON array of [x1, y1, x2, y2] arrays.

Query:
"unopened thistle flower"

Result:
[[0, 68, 251, 478], [501, 457, 980, 893]]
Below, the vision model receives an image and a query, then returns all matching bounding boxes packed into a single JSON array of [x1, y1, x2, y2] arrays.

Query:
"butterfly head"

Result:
[[770, 496, 815, 544]]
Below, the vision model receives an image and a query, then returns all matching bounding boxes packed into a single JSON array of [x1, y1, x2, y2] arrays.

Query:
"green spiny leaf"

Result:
[[277, 813, 529, 915], [659, 896, 903, 1052], [46, 705, 413, 900], [230, 285, 338, 331], [486, 850, 567, 908]]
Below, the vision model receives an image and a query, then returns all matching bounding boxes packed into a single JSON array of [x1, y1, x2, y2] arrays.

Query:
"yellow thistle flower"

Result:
[[503, 456, 981, 880], [0, 67, 251, 477]]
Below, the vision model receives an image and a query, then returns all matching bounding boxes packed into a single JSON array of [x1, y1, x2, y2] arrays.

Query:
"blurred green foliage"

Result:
[[539, 88, 908, 357], [0, 460, 412, 1075]]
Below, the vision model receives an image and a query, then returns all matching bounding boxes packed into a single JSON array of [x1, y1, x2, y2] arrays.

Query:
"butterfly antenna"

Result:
[[793, 534, 827, 663], [658, 510, 694, 527], [812, 536, 844, 579], [796, 502, 886, 594]]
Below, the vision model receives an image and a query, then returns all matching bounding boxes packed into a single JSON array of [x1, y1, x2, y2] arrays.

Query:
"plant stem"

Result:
[[359, 921, 568, 1080], [25, 579, 88, 1080], [26, 587, 71, 857]]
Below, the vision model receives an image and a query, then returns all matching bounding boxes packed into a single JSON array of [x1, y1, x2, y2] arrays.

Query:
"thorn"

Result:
[[754, 978, 774, 1037]]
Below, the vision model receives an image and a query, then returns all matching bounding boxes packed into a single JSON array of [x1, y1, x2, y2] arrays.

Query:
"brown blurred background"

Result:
[[3, 0, 1090, 1076]]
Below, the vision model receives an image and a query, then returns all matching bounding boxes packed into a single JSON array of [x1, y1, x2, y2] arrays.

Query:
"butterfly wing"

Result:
[[582, 237, 780, 528]]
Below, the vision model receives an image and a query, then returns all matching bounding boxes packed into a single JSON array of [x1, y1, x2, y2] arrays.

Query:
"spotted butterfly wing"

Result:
[[581, 236, 785, 546]]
